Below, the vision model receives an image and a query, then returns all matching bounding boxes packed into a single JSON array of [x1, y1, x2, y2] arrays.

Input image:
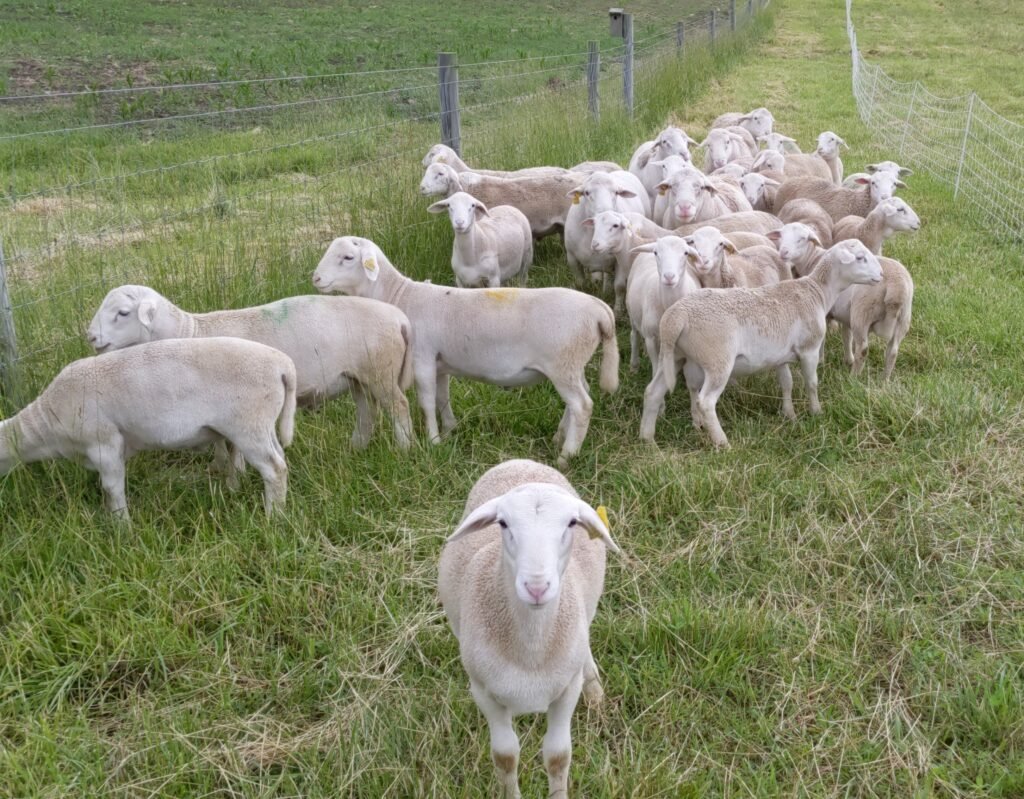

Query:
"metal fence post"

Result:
[[954, 92, 976, 199], [622, 13, 633, 117], [730, 0, 737, 32], [0, 239, 19, 403], [676, 21, 684, 55], [710, 9, 717, 45], [438, 52, 461, 155], [898, 82, 919, 159], [587, 41, 600, 120]]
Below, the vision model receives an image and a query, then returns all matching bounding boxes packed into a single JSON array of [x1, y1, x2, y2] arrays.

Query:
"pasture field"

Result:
[[1, 0, 1023, 797]]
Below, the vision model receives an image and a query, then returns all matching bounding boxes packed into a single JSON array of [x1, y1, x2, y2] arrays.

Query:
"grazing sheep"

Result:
[[740, 172, 782, 213], [815, 131, 849, 184], [711, 107, 775, 140], [767, 222, 826, 277], [427, 191, 533, 288], [684, 227, 791, 289], [0, 338, 296, 520], [640, 240, 883, 447], [628, 126, 697, 205], [86, 286, 414, 450], [438, 459, 619, 799], [773, 172, 906, 223], [831, 197, 921, 254], [700, 127, 758, 173], [419, 162, 578, 239], [757, 132, 802, 154], [750, 148, 786, 178], [625, 236, 702, 373], [564, 170, 650, 286], [673, 210, 783, 238], [830, 256, 914, 379], [313, 237, 618, 466], [421, 144, 568, 178], [843, 160, 914, 188], [657, 165, 752, 227], [776, 198, 835, 249]]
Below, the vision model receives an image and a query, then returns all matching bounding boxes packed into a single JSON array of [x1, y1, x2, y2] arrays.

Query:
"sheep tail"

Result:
[[597, 301, 619, 394], [278, 366, 297, 448], [398, 320, 415, 392]]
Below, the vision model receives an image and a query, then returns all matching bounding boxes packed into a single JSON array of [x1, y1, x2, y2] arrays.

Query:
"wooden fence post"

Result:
[[587, 42, 600, 120], [622, 13, 634, 117], [676, 21, 684, 55], [710, 9, 717, 45], [438, 52, 461, 156], [730, 0, 737, 32]]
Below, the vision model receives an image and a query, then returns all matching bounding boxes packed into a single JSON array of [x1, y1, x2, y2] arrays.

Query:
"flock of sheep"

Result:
[[0, 105, 922, 796]]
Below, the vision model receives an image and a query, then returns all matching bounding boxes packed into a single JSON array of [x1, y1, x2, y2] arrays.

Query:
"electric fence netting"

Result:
[[846, 0, 1024, 241], [0, 1, 767, 403]]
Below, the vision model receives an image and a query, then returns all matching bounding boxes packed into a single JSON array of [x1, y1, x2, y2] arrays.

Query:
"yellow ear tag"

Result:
[[572, 193, 581, 205], [437, 156, 446, 163], [363, 258, 378, 272], [596, 505, 611, 531]]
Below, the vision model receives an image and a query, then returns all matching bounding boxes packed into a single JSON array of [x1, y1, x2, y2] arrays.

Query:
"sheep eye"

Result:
[[568, 519, 578, 528], [498, 520, 508, 529], [343, 255, 354, 261], [612, 223, 620, 229], [117, 310, 129, 318], [899, 208, 906, 214]]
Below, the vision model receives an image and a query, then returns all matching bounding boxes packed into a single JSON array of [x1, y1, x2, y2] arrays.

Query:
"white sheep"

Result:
[[673, 209, 783, 238], [700, 127, 757, 173], [776, 148, 833, 182], [740, 172, 782, 213], [711, 107, 775, 140], [86, 286, 413, 449], [427, 191, 533, 288], [750, 148, 786, 178], [438, 459, 619, 799], [313, 237, 618, 466], [710, 162, 750, 179], [625, 235, 702, 373], [766, 221, 826, 277], [815, 131, 849, 184], [757, 132, 802, 154], [830, 256, 914, 379], [640, 240, 883, 447], [774, 172, 906, 223], [419, 162, 578, 239], [831, 197, 921, 254], [657, 165, 752, 227], [0, 337, 296, 520], [422, 144, 567, 178], [684, 227, 791, 288], [776, 198, 835, 250], [564, 170, 650, 287], [628, 126, 698, 205], [842, 161, 914, 188], [650, 154, 691, 231]]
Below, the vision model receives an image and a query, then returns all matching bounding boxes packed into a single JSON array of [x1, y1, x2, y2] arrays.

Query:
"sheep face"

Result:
[[654, 154, 690, 182], [815, 131, 848, 159], [752, 149, 785, 173], [653, 126, 695, 163], [683, 227, 736, 278], [427, 191, 488, 234], [422, 143, 455, 168], [648, 237, 701, 288], [313, 236, 382, 295], [832, 240, 883, 287], [867, 161, 913, 178], [757, 132, 799, 153], [771, 222, 822, 266], [740, 173, 768, 207], [586, 211, 630, 254], [713, 163, 748, 179], [569, 172, 638, 216], [701, 129, 745, 171], [87, 285, 161, 353], [659, 167, 710, 223], [738, 107, 775, 139], [852, 171, 906, 205], [880, 198, 921, 232], [419, 163, 454, 196], [448, 483, 617, 608]]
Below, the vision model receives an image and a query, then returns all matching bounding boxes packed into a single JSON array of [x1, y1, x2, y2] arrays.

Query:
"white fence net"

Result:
[[846, 0, 1024, 240]]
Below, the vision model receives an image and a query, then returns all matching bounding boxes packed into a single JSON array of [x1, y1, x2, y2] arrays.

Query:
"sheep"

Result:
[[564, 169, 650, 287], [711, 162, 751, 180], [815, 131, 849, 184], [831, 197, 921, 255], [700, 127, 758, 173], [571, 160, 623, 174], [684, 227, 791, 289], [757, 132, 802, 153], [711, 107, 775, 140], [422, 143, 568, 178], [829, 256, 914, 379], [584, 210, 653, 315], [740, 172, 782, 213], [0, 337, 295, 520], [777, 149, 833, 182], [86, 286, 413, 449], [773, 172, 906, 223], [776, 198, 835, 249], [625, 236, 702, 373], [438, 459, 619, 799], [313, 237, 618, 467], [657, 165, 752, 227], [639, 239, 884, 447], [843, 161, 914, 188], [673, 209, 783, 238], [750, 148, 786, 178], [766, 222, 826, 277], [427, 191, 533, 288], [419, 162, 578, 239], [650, 154, 691, 230], [628, 126, 697, 205]]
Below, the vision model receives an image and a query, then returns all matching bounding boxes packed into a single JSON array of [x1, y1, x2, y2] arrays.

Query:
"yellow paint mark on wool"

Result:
[[484, 288, 519, 303], [596, 505, 611, 531]]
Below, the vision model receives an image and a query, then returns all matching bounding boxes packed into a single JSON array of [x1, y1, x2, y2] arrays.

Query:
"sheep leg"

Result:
[[851, 327, 870, 376], [234, 436, 288, 515], [613, 270, 627, 317], [543, 670, 583, 799], [470, 680, 521, 799], [582, 650, 604, 706], [777, 365, 796, 420], [683, 361, 705, 430], [640, 365, 671, 442], [436, 374, 458, 434], [89, 442, 129, 522], [565, 250, 587, 287], [414, 361, 441, 444], [552, 375, 593, 468], [349, 383, 375, 449], [210, 439, 241, 491], [553, 408, 570, 448], [629, 327, 641, 373], [883, 332, 902, 380], [385, 389, 414, 449], [696, 370, 731, 449], [841, 324, 856, 368], [798, 349, 822, 415]]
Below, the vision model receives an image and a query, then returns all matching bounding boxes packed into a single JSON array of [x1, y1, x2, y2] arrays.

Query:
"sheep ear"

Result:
[[722, 239, 738, 254], [894, 179, 908, 189], [448, 497, 502, 543], [567, 188, 584, 203], [581, 218, 595, 228], [473, 202, 491, 219], [697, 138, 709, 148], [836, 244, 857, 264], [616, 189, 637, 199], [854, 176, 871, 185], [656, 181, 671, 194], [808, 230, 824, 248], [360, 246, 381, 282], [685, 134, 698, 145], [576, 503, 620, 553], [766, 230, 782, 242], [426, 200, 449, 214], [630, 243, 657, 255], [837, 136, 849, 150], [866, 164, 879, 174], [702, 181, 719, 195], [899, 167, 914, 177], [137, 300, 156, 329]]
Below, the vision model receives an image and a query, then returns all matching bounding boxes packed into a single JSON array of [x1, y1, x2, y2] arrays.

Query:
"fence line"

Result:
[[845, 0, 1023, 240]]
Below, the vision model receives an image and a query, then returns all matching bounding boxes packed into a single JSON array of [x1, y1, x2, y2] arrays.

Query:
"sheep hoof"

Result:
[[555, 455, 569, 470], [583, 677, 604, 707], [782, 407, 797, 421]]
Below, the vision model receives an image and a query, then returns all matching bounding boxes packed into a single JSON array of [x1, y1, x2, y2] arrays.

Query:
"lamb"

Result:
[[757, 132, 802, 153], [776, 198, 834, 249], [639, 239, 883, 447], [777, 149, 833, 182], [419, 162, 578, 239], [438, 459, 619, 799], [650, 154, 691, 230], [739, 172, 782, 213], [685, 226, 792, 289], [815, 131, 849, 184], [427, 191, 533, 288], [87, 286, 413, 449], [673, 210, 783, 238], [829, 256, 914, 379], [584, 210, 656, 315], [842, 161, 914, 188], [657, 165, 752, 227], [831, 197, 921, 254], [711, 107, 775, 140], [750, 148, 786, 178], [700, 127, 758, 173], [773, 172, 906, 223], [563, 169, 650, 287], [767, 222, 826, 277], [628, 126, 697, 205], [313, 237, 618, 466], [0, 337, 295, 520], [625, 236, 702, 373]]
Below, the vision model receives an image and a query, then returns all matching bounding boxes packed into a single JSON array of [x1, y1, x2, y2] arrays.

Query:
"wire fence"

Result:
[[845, 0, 1024, 240], [0, 0, 766, 404]]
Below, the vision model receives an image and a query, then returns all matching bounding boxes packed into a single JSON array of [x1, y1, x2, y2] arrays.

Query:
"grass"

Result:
[[2, 0, 1024, 796]]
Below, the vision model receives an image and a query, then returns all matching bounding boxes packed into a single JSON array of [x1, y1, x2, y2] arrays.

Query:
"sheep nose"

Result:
[[524, 581, 550, 603], [662, 275, 678, 287], [312, 273, 322, 286]]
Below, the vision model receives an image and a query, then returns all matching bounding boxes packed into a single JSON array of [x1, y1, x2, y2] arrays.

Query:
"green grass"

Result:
[[2, 0, 1024, 796]]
